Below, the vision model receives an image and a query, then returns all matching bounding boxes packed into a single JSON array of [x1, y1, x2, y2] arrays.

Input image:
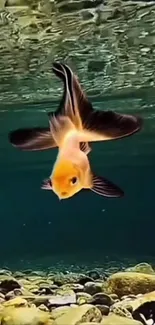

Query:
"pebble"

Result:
[[91, 293, 114, 306], [0, 264, 154, 325], [85, 270, 101, 280], [0, 278, 21, 294], [84, 282, 103, 295], [96, 304, 109, 315], [38, 304, 49, 312], [48, 293, 76, 306], [5, 291, 15, 300]]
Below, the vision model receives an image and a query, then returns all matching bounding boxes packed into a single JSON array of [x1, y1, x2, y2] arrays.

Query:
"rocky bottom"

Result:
[[0, 262, 155, 324]]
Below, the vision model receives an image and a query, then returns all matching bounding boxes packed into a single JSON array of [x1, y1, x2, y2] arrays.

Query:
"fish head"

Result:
[[52, 160, 83, 199]]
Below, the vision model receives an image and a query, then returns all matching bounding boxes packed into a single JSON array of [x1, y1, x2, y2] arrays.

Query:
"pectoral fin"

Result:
[[91, 174, 124, 198], [41, 178, 53, 190], [8, 127, 56, 151]]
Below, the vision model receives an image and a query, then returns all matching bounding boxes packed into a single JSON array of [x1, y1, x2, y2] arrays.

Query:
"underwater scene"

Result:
[[1, 0, 155, 324]]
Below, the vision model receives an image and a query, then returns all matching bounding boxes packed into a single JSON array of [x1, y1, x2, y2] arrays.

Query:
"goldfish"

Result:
[[9, 62, 143, 200]]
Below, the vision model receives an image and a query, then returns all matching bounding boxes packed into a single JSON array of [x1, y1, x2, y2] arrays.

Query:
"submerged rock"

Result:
[[104, 272, 155, 297], [91, 293, 114, 306], [51, 306, 73, 320], [125, 263, 155, 275], [85, 270, 101, 280], [60, 284, 84, 293], [101, 314, 143, 325], [0, 278, 21, 294], [96, 304, 109, 315], [48, 293, 76, 306], [3, 297, 28, 307], [52, 304, 102, 325], [0, 306, 51, 325], [84, 282, 103, 295]]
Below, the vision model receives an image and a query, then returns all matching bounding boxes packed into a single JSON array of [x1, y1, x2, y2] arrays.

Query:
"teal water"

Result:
[[1, 91, 154, 269]]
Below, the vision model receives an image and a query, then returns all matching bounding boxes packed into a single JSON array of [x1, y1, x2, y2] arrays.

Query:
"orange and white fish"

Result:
[[9, 62, 143, 199]]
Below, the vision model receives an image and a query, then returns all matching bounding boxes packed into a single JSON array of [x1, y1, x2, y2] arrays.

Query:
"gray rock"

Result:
[[96, 304, 110, 315], [76, 292, 92, 299], [0, 278, 21, 294], [48, 293, 76, 306], [60, 283, 84, 293], [91, 293, 114, 306], [0, 269, 12, 276], [84, 282, 103, 295], [5, 290, 15, 300], [14, 288, 22, 296]]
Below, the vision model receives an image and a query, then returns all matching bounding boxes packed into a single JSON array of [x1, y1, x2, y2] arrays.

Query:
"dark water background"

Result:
[[0, 91, 154, 270]]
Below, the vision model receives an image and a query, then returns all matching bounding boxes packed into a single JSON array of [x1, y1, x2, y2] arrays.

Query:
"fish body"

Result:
[[48, 124, 92, 200], [8, 62, 143, 200]]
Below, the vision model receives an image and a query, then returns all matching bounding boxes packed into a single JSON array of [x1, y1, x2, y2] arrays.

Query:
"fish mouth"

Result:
[[57, 191, 69, 200]]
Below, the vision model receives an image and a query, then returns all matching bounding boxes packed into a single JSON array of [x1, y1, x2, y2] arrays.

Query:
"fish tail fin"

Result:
[[52, 62, 143, 143], [52, 62, 82, 130]]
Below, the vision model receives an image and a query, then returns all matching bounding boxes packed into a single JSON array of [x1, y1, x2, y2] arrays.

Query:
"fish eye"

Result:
[[70, 177, 78, 185]]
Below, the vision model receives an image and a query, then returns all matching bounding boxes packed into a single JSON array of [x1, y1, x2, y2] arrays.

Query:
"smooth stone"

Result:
[[0, 270, 12, 276], [55, 289, 75, 296], [104, 272, 155, 297], [78, 277, 94, 285], [33, 296, 52, 306], [52, 304, 102, 325], [13, 272, 25, 278], [51, 306, 72, 320], [125, 263, 155, 275], [3, 297, 28, 307], [76, 292, 92, 299], [86, 270, 101, 280], [0, 292, 5, 299], [101, 314, 143, 324], [96, 304, 109, 315], [91, 293, 114, 306], [5, 291, 15, 300], [60, 284, 84, 293], [76, 292, 92, 305], [28, 271, 46, 277], [84, 282, 103, 295], [77, 297, 89, 305], [48, 293, 76, 306], [0, 306, 51, 325], [0, 278, 21, 294], [121, 295, 137, 301], [50, 285, 59, 290], [6, 0, 26, 5], [115, 290, 155, 312], [51, 273, 89, 286], [79, 323, 101, 325], [38, 304, 49, 312], [109, 294, 118, 300], [13, 288, 23, 296], [18, 279, 30, 286], [110, 304, 133, 318]]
